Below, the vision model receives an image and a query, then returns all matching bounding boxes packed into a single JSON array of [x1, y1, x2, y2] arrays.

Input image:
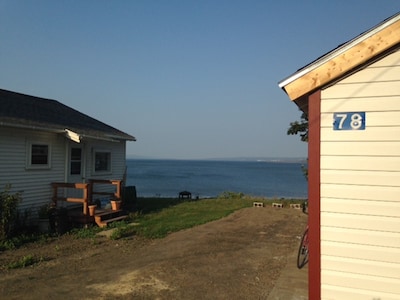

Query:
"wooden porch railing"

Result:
[[51, 180, 122, 215], [88, 179, 122, 202], [51, 182, 90, 215]]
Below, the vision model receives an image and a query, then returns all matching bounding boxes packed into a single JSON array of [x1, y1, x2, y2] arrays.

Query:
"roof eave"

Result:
[[0, 121, 64, 134], [1, 121, 136, 142]]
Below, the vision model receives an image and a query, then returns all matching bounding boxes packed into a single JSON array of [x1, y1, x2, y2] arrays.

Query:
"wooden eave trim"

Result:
[[283, 18, 400, 101]]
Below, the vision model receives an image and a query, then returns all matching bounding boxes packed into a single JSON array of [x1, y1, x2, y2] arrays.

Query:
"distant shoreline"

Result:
[[126, 156, 307, 164]]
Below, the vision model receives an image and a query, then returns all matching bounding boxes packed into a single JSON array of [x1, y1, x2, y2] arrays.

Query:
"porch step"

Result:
[[94, 209, 128, 228], [97, 215, 128, 228]]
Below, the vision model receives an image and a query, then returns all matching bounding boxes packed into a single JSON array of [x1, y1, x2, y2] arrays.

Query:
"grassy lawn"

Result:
[[133, 197, 252, 238], [1, 194, 307, 249], [112, 194, 307, 239], [0, 194, 306, 269]]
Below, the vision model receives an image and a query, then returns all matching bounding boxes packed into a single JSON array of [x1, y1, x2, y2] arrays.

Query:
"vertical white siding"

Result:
[[320, 50, 400, 298]]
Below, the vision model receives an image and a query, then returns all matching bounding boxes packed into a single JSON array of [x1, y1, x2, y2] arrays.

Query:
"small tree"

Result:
[[287, 111, 308, 142], [0, 185, 22, 240], [287, 111, 309, 180]]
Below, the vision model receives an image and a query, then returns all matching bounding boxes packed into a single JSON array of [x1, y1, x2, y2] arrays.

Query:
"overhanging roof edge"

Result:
[[278, 12, 400, 89]]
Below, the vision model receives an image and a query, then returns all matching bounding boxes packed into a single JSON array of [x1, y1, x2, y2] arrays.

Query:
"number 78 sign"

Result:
[[333, 112, 366, 130]]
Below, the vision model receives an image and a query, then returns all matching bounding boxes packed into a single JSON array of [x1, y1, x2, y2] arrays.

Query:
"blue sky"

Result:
[[1, 1, 399, 159]]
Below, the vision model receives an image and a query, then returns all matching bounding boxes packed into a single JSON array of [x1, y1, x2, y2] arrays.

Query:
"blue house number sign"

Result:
[[333, 112, 366, 130]]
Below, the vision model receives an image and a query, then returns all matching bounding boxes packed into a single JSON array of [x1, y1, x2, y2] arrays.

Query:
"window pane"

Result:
[[32, 144, 48, 165], [95, 152, 110, 172], [70, 162, 81, 175], [70, 148, 82, 175], [71, 148, 82, 160]]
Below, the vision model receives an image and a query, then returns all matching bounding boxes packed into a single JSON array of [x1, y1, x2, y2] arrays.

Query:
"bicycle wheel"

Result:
[[297, 227, 309, 269]]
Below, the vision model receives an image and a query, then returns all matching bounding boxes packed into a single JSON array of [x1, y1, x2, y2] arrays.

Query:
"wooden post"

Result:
[[82, 183, 88, 215]]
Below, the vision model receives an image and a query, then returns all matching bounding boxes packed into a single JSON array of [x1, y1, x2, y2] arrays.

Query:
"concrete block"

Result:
[[290, 203, 301, 209]]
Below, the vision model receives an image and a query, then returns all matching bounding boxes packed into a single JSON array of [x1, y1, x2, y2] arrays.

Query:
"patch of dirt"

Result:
[[0, 206, 307, 299]]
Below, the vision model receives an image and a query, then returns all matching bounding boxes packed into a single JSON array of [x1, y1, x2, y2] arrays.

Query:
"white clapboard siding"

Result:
[[334, 65, 400, 83], [321, 156, 400, 171], [321, 198, 400, 217], [322, 240, 400, 264], [84, 140, 127, 180], [321, 96, 400, 112], [321, 126, 400, 141], [321, 169, 399, 187], [82, 140, 127, 199], [323, 81, 400, 98], [322, 255, 400, 279], [321, 212, 400, 233], [367, 49, 400, 67], [0, 128, 66, 213], [321, 183, 400, 201], [321, 141, 400, 156], [318, 46, 400, 298], [321, 270, 400, 295], [322, 284, 400, 300], [1, 123, 129, 220], [321, 227, 400, 248]]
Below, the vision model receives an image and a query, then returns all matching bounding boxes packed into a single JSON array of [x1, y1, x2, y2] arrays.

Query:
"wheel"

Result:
[[297, 227, 309, 269]]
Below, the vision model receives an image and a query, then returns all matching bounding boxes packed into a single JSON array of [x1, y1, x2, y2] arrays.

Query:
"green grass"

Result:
[[6, 254, 43, 269], [0, 234, 43, 251], [133, 196, 254, 238], [98, 195, 307, 240], [1, 194, 307, 247]]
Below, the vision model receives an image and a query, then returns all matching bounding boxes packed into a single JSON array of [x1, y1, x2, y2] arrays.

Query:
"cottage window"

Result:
[[32, 144, 48, 164], [27, 143, 51, 169], [70, 148, 82, 175], [94, 151, 111, 173]]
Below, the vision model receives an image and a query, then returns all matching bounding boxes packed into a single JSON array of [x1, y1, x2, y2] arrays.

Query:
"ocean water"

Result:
[[125, 159, 308, 199]]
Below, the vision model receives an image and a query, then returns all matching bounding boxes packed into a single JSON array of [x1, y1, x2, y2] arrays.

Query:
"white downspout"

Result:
[[64, 141, 69, 183], [82, 143, 86, 183]]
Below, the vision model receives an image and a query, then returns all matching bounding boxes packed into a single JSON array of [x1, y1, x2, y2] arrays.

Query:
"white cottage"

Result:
[[0, 89, 135, 225], [279, 13, 400, 300]]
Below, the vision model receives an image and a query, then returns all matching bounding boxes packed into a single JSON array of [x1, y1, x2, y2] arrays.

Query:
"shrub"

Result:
[[0, 185, 22, 240], [37, 203, 54, 219]]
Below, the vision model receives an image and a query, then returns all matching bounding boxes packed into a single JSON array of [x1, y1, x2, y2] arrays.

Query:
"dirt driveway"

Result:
[[0, 206, 307, 299]]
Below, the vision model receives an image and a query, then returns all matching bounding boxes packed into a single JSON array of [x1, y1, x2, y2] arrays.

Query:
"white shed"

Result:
[[0, 89, 136, 224], [279, 12, 400, 299]]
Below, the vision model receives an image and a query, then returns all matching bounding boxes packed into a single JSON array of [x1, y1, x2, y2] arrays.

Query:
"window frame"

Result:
[[70, 147, 82, 175], [92, 149, 112, 174], [26, 142, 52, 170]]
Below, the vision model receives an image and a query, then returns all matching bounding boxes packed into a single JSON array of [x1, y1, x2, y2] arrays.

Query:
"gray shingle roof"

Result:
[[0, 89, 136, 141]]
